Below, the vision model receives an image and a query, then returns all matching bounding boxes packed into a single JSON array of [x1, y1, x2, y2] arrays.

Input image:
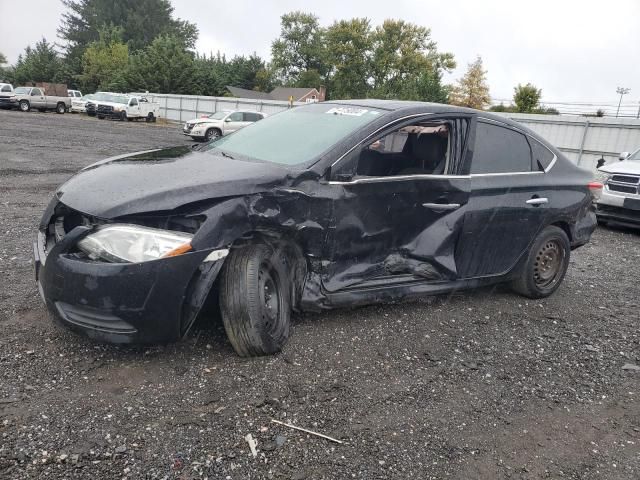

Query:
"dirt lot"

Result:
[[0, 109, 638, 479]]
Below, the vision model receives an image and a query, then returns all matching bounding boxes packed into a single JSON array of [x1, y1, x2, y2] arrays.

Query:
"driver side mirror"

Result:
[[619, 151, 630, 161], [225, 118, 232, 122]]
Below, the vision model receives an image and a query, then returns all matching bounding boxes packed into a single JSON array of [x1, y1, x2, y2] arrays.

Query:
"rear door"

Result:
[[322, 114, 472, 292], [455, 119, 552, 278]]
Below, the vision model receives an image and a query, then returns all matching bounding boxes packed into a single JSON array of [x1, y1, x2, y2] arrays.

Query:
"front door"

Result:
[[322, 115, 472, 292], [30, 88, 45, 108], [224, 112, 245, 134], [455, 119, 551, 278], [128, 98, 140, 117]]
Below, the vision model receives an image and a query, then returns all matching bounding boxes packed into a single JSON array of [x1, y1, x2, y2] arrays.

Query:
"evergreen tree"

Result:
[[449, 56, 491, 109]]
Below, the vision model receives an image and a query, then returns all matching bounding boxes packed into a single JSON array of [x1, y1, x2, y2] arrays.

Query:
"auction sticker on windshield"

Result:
[[326, 107, 369, 116]]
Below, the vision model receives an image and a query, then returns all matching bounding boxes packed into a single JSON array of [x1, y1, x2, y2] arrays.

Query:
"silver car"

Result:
[[596, 149, 640, 227], [182, 110, 266, 141]]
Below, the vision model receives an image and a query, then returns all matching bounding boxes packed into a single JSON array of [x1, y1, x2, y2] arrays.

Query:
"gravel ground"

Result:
[[0, 109, 639, 480]]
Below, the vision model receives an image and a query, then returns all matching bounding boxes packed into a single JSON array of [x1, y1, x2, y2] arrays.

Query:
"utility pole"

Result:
[[616, 87, 630, 117]]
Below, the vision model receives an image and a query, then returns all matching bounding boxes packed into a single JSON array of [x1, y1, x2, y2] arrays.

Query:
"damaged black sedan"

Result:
[[34, 101, 597, 356]]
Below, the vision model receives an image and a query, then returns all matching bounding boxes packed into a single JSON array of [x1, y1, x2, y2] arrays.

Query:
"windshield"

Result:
[[15, 87, 29, 94], [628, 149, 640, 161], [81, 94, 95, 101], [206, 111, 228, 120], [104, 94, 128, 104], [205, 103, 383, 165]]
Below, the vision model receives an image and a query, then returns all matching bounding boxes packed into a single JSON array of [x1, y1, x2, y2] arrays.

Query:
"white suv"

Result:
[[183, 110, 266, 141], [596, 148, 640, 227]]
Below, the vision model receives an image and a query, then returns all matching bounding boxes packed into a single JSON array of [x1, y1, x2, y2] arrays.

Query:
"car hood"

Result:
[[599, 161, 640, 175], [56, 146, 292, 218]]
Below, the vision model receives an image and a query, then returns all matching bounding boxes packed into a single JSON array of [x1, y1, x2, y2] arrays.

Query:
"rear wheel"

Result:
[[510, 226, 570, 299], [19, 100, 30, 112], [146, 112, 155, 123], [219, 244, 291, 357]]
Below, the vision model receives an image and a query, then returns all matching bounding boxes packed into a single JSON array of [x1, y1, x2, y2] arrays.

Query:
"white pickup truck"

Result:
[[14, 86, 71, 113], [94, 93, 159, 122]]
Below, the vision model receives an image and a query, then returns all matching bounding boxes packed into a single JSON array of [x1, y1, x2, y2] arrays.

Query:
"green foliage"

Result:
[[271, 13, 453, 102], [12, 38, 65, 85], [78, 27, 129, 92], [58, 0, 198, 69], [271, 11, 328, 85], [124, 35, 197, 94], [191, 53, 271, 97], [324, 18, 373, 99], [0, 52, 7, 65], [448, 56, 491, 109], [513, 83, 542, 113]]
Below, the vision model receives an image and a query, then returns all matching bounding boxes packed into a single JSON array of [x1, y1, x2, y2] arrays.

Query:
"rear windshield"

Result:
[[205, 103, 383, 166]]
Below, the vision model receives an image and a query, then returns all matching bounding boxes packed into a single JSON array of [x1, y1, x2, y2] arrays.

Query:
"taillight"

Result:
[[588, 181, 603, 202]]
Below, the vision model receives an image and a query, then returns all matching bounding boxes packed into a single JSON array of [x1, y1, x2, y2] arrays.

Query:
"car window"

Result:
[[207, 103, 383, 166], [227, 112, 243, 122], [2, 85, 12, 92], [129, 98, 138, 106], [530, 138, 555, 171], [471, 122, 532, 174], [31, 88, 42, 96], [243, 112, 260, 122], [355, 123, 450, 177]]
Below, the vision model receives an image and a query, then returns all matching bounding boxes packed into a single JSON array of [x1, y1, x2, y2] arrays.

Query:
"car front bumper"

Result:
[[34, 227, 220, 344], [0, 97, 17, 108]]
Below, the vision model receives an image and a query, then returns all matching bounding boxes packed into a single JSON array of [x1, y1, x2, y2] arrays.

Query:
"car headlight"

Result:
[[113, 106, 122, 112], [77, 224, 193, 263]]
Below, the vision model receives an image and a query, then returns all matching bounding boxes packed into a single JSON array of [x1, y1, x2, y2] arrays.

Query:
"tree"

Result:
[[58, 0, 198, 68], [78, 27, 129, 92], [0, 52, 7, 65], [370, 19, 455, 100], [324, 18, 373, 99], [513, 83, 541, 113], [271, 11, 328, 85], [124, 35, 197, 94], [448, 56, 491, 109], [12, 38, 65, 85]]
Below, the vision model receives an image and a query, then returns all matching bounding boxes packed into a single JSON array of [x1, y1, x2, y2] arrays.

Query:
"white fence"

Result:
[[137, 93, 640, 172], [132, 93, 301, 123]]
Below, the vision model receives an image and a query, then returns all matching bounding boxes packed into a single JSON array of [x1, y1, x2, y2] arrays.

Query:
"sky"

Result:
[[1, 0, 639, 115]]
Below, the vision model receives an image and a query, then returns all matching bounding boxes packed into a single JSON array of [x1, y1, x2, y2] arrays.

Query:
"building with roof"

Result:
[[227, 85, 326, 103]]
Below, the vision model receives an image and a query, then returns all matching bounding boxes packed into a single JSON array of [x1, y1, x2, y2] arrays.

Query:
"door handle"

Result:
[[422, 202, 461, 211], [526, 197, 548, 206]]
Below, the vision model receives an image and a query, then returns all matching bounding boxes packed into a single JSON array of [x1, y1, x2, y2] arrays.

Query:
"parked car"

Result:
[[93, 93, 159, 121], [0, 83, 16, 109], [70, 93, 96, 113], [68, 89, 83, 98], [596, 148, 640, 226], [183, 110, 266, 141], [34, 100, 596, 356], [14, 86, 71, 113]]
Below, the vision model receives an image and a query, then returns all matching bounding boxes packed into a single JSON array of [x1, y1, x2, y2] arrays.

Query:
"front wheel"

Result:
[[56, 103, 65, 114], [205, 128, 221, 141], [120, 111, 127, 121], [219, 244, 291, 357], [19, 100, 30, 112], [510, 226, 570, 299]]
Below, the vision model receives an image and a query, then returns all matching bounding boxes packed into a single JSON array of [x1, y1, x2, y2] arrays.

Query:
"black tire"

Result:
[[510, 226, 570, 299], [219, 244, 291, 357], [205, 128, 221, 141], [596, 217, 608, 227], [56, 103, 65, 114], [146, 112, 155, 123], [97, 115, 105, 119], [19, 100, 30, 112], [120, 111, 127, 121]]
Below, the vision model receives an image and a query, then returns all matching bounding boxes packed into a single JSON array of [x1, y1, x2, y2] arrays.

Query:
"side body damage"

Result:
[[34, 101, 597, 344]]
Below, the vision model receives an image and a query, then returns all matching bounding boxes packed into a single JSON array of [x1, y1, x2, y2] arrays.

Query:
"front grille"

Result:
[[608, 183, 639, 194], [97, 104, 114, 114], [86, 102, 95, 113], [611, 174, 640, 184], [183, 123, 194, 133]]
